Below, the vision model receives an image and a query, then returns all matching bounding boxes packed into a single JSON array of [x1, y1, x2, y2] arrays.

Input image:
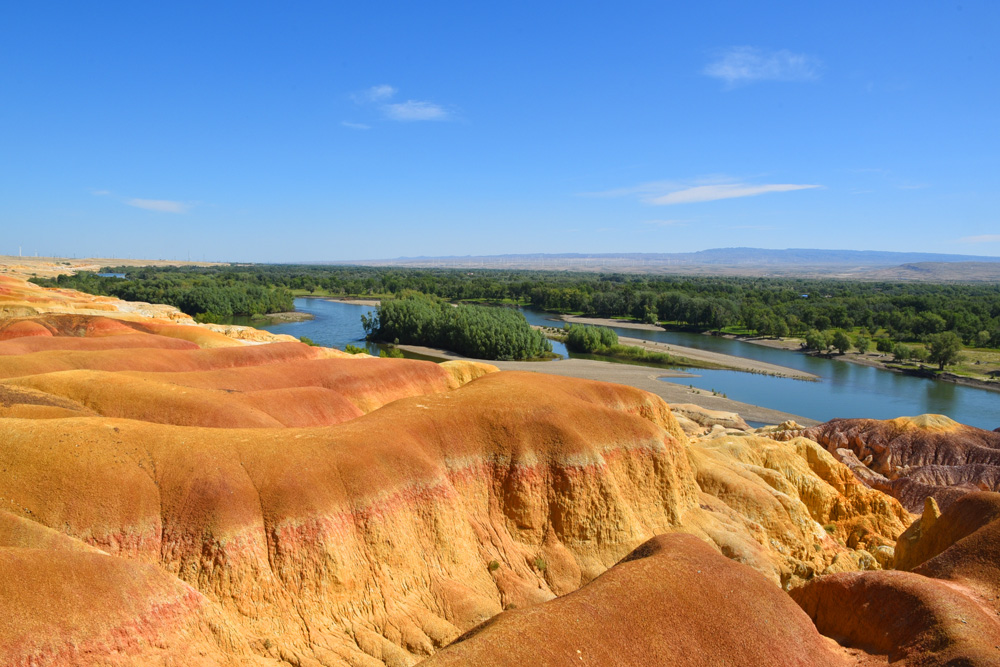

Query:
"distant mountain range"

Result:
[[325, 248, 1000, 280]]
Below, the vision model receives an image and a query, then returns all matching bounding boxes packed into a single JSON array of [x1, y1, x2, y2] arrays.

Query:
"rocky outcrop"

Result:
[[0, 274, 916, 665], [793, 491, 1000, 666], [0, 274, 298, 346], [669, 403, 750, 433], [803, 415, 1000, 512], [423, 534, 854, 667]]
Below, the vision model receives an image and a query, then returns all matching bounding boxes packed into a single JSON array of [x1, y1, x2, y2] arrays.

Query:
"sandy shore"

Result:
[[560, 314, 664, 332], [395, 344, 818, 426], [321, 297, 382, 307], [613, 334, 816, 380], [256, 311, 314, 323], [543, 316, 815, 380]]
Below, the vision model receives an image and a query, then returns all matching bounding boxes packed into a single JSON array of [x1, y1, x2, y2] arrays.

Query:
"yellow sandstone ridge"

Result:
[[0, 273, 914, 665]]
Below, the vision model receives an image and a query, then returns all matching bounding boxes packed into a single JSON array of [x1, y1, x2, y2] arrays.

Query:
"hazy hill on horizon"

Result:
[[323, 247, 1000, 280]]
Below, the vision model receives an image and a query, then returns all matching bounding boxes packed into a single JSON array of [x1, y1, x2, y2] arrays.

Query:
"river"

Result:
[[263, 299, 1000, 430]]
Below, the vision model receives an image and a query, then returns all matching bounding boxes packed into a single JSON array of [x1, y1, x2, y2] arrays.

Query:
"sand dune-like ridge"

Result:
[[0, 274, 954, 666]]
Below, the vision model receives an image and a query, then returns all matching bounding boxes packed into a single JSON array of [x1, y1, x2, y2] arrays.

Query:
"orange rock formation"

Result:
[[423, 534, 854, 666], [0, 273, 917, 665], [793, 491, 1000, 666]]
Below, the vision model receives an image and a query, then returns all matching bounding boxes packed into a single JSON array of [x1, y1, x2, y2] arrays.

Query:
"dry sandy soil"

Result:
[[396, 343, 818, 426], [0, 255, 222, 279]]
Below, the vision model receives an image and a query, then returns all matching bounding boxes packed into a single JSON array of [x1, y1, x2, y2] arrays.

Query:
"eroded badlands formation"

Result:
[[1, 272, 999, 665], [805, 415, 1000, 512]]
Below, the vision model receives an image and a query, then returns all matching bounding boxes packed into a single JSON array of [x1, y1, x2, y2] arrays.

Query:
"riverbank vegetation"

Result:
[[363, 293, 551, 361], [31, 269, 293, 322], [562, 324, 707, 369], [32, 264, 1000, 356]]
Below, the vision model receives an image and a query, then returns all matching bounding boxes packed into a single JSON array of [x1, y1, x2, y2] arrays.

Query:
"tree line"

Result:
[[33, 264, 1000, 350], [363, 293, 551, 361], [31, 270, 294, 322]]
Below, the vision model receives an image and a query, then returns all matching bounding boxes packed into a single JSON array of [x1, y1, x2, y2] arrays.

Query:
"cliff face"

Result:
[[0, 275, 913, 666], [804, 415, 1000, 512]]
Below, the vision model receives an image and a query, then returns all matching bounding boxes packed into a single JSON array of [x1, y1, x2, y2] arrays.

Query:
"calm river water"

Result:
[[264, 299, 1000, 429]]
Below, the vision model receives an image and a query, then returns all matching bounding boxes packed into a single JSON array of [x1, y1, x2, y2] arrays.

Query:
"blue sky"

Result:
[[2, 2, 998, 262]]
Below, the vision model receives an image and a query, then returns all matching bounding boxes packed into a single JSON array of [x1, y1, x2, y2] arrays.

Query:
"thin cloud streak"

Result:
[[127, 198, 190, 214], [650, 183, 819, 205], [960, 234, 1000, 244], [352, 84, 396, 103], [341, 121, 371, 130], [588, 178, 821, 206], [643, 219, 690, 227], [383, 100, 450, 121], [704, 47, 821, 86]]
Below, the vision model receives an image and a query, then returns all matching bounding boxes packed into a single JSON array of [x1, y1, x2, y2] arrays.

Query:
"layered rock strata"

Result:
[[0, 275, 914, 665], [804, 415, 1000, 512]]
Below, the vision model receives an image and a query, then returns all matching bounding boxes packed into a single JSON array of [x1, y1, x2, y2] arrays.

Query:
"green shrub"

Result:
[[367, 294, 550, 361], [564, 324, 617, 352]]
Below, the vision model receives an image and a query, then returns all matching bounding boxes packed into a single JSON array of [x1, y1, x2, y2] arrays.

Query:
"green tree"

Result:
[[892, 343, 913, 362], [804, 329, 828, 352], [875, 337, 894, 354], [926, 331, 963, 371], [854, 335, 871, 355], [831, 330, 852, 355], [565, 324, 618, 352], [771, 318, 790, 339]]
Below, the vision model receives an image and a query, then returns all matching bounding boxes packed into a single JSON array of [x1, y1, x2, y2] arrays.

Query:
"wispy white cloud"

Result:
[[960, 234, 1000, 244], [349, 84, 454, 122], [650, 183, 819, 205], [127, 198, 190, 214], [91, 189, 111, 196], [727, 224, 777, 231], [704, 47, 821, 86], [352, 84, 397, 103], [643, 219, 690, 227], [383, 100, 450, 121], [589, 177, 821, 206]]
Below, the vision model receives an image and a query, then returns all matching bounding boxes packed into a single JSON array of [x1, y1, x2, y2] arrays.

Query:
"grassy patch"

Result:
[[570, 346, 724, 370]]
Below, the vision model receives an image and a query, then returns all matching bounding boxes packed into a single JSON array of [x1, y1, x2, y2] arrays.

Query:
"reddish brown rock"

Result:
[[804, 415, 1000, 512], [793, 491, 1000, 666], [423, 533, 854, 667]]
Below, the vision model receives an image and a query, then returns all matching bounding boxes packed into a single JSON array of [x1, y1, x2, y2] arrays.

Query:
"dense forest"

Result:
[[363, 293, 551, 360], [32, 269, 294, 322], [31, 264, 1000, 348]]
